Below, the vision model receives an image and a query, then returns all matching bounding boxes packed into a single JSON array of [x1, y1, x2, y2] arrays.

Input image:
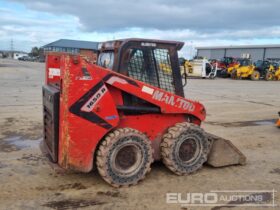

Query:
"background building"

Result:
[[43, 39, 99, 63], [196, 44, 280, 62], [0, 50, 28, 59], [13, 51, 28, 59]]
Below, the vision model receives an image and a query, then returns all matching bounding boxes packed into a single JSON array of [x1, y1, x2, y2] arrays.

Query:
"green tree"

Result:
[[30, 47, 39, 57]]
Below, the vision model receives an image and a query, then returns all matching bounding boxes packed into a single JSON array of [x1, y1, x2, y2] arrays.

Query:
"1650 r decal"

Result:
[[81, 85, 107, 112], [69, 82, 112, 129]]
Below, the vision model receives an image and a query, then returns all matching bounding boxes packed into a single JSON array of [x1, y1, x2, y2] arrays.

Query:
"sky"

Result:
[[1, 0, 280, 57]]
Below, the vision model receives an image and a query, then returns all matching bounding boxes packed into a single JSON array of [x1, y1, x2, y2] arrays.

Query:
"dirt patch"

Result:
[[1, 124, 43, 140], [0, 140, 20, 152], [0, 117, 43, 141], [57, 183, 87, 191], [97, 190, 123, 198], [0, 161, 8, 169], [246, 100, 274, 107], [42, 199, 106, 210], [270, 168, 280, 175], [35, 183, 87, 191], [206, 119, 276, 127], [0, 136, 40, 152]]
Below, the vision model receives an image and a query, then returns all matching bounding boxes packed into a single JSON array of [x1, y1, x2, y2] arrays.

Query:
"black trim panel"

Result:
[[69, 81, 112, 129]]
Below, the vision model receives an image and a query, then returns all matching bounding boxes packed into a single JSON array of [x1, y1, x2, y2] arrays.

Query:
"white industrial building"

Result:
[[196, 44, 280, 62], [0, 50, 28, 59], [13, 51, 28, 59]]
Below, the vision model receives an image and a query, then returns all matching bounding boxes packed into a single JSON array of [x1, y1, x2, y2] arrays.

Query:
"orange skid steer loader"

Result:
[[41, 38, 246, 187]]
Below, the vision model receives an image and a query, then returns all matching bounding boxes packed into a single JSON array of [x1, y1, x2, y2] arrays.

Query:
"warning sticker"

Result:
[[48, 68, 60, 78]]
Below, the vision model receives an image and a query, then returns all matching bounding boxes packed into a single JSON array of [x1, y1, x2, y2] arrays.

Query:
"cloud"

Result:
[[1, 0, 280, 54], [0, 2, 79, 51], [9, 0, 280, 33]]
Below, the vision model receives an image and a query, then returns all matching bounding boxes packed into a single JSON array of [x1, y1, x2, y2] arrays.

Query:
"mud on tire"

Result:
[[160, 122, 210, 175], [96, 128, 153, 187]]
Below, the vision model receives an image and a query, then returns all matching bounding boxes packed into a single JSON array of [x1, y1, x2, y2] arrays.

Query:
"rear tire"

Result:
[[160, 122, 210, 175], [250, 70, 260, 81], [96, 128, 153, 187], [265, 72, 274, 81]]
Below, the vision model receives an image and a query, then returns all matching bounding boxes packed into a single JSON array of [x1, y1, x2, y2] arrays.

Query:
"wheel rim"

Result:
[[111, 141, 143, 176], [176, 134, 202, 164], [254, 72, 259, 79]]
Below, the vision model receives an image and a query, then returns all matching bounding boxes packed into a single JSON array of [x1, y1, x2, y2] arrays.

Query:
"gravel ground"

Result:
[[0, 58, 279, 210]]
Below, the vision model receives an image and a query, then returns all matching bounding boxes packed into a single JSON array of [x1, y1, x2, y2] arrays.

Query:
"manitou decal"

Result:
[[152, 90, 195, 112]]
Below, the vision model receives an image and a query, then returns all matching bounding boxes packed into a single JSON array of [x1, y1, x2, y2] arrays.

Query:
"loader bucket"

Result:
[[206, 133, 246, 167]]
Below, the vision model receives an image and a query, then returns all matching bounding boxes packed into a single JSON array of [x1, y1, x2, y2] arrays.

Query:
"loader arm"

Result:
[[93, 65, 206, 120]]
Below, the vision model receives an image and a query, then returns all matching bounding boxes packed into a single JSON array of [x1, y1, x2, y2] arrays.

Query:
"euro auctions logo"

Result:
[[166, 190, 277, 208]]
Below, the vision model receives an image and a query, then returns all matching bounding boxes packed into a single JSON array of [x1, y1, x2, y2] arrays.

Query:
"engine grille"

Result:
[[42, 85, 59, 162]]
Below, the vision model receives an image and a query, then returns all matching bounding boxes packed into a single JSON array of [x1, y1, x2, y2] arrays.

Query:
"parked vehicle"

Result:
[[41, 38, 245, 187], [18, 56, 36, 62], [231, 59, 260, 80], [254, 60, 275, 80], [182, 58, 217, 79]]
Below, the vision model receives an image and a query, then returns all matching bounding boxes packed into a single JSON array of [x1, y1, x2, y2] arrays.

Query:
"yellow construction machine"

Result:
[[276, 112, 280, 128], [231, 59, 260, 80], [274, 67, 280, 80]]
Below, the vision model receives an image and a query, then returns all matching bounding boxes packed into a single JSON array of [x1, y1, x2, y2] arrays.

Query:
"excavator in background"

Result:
[[42, 38, 246, 187]]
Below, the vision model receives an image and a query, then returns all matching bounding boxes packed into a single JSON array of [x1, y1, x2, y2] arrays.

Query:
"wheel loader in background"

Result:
[[269, 62, 280, 80], [231, 58, 260, 80], [225, 58, 245, 77], [209, 57, 240, 78], [42, 38, 246, 187], [274, 67, 280, 80], [254, 60, 276, 81]]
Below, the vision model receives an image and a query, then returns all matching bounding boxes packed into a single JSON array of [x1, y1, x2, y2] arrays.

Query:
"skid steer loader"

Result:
[[41, 38, 246, 187]]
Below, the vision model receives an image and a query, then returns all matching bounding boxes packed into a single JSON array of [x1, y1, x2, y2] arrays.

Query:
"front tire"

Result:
[[96, 128, 153, 187], [250, 70, 260, 81], [160, 122, 210, 175], [265, 72, 274, 81]]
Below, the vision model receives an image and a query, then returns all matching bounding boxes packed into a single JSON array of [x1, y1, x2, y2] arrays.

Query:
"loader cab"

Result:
[[239, 58, 252, 67], [97, 38, 185, 97]]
